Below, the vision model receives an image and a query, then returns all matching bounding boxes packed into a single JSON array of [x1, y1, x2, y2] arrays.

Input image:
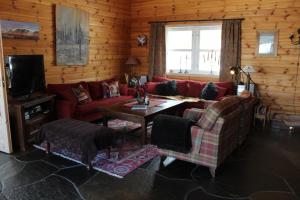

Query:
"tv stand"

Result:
[[16, 94, 43, 102], [8, 94, 55, 152]]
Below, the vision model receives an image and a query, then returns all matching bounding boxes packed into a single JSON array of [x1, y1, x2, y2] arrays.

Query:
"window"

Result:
[[166, 24, 222, 76]]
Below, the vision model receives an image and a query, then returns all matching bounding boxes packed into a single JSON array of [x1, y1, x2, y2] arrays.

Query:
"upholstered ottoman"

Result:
[[39, 118, 115, 169]]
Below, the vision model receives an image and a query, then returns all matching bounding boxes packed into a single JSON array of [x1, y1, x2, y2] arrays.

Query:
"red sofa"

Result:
[[47, 80, 137, 122], [145, 76, 235, 109], [146, 76, 235, 97]]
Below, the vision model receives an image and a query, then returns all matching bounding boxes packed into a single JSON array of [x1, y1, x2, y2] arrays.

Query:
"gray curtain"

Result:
[[220, 20, 242, 82], [149, 23, 166, 80]]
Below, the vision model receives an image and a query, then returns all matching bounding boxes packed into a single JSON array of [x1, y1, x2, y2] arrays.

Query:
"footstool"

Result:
[[38, 118, 116, 169]]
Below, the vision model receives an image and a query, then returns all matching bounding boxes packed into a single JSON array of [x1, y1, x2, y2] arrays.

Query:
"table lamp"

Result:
[[125, 56, 140, 77], [230, 65, 256, 90]]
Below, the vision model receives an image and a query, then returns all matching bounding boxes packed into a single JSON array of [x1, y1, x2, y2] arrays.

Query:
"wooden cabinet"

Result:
[[9, 95, 55, 152]]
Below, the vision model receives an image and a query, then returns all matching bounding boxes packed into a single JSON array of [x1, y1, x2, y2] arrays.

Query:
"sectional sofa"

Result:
[[47, 79, 138, 122]]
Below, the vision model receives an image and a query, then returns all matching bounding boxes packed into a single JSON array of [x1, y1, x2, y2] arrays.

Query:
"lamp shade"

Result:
[[125, 56, 140, 65], [242, 65, 256, 73]]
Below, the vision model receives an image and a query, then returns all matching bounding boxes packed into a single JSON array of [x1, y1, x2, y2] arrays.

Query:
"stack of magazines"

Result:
[[131, 104, 148, 110]]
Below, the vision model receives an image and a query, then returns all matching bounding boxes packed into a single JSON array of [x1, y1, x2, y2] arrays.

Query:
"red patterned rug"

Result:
[[34, 119, 158, 178]]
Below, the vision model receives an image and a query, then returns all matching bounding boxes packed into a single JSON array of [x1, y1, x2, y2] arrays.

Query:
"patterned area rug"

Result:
[[34, 143, 158, 178], [34, 119, 158, 178]]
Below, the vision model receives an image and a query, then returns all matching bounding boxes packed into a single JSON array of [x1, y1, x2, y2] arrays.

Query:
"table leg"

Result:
[[45, 141, 50, 154], [141, 119, 147, 145], [103, 117, 108, 127]]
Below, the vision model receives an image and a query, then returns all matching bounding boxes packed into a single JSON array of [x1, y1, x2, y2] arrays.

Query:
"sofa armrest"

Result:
[[183, 108, 205, 122], [204, 100, 217, 108], [55, 100, 76, 119], [119, 84, 129, 96]]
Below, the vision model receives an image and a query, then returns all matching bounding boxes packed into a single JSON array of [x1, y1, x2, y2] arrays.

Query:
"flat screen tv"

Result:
[[5, 55, 46, 98]]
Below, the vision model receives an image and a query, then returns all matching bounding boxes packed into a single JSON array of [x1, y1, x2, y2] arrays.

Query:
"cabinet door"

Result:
[[0, 24, 12, 153]]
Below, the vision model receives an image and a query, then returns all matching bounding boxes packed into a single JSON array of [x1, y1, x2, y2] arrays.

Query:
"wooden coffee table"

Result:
[[97, 98, 185, 144]]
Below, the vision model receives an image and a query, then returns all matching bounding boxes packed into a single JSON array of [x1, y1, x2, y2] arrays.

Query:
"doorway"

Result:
[[0, 23, 13, 154]]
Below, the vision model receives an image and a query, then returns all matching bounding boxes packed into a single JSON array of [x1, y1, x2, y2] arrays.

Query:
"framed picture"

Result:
[[256, 30, 278, 57], [56, 5, 89, 65], [0, 20, 39, 40]]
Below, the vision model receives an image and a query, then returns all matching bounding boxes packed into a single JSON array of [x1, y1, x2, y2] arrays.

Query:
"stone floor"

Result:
[[0, 127, 299, 200]]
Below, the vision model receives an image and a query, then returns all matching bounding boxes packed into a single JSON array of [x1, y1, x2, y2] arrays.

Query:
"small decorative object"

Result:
[[179, 56, 183, 73], [136, 91, 145, 104], [139, 75, 148, 86], [256, 30, 278, 57], [129, 77, 138, 88], [1, 20, 39, 40], [136, 34, 147, 47], [125, 56, 140, 77], [56, 5, 89, 65], [124, 73, 129, 84], [289, 28, 300, 45]]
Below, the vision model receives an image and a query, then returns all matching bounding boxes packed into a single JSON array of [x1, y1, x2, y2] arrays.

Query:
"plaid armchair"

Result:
[[238, 97, 258, 145], [158, 96, 243, 177]]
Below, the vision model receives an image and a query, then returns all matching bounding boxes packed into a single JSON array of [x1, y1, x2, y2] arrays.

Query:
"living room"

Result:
[[0, 0, 299, 200]]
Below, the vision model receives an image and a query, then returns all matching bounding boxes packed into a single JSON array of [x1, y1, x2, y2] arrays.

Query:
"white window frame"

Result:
[[166, 24, 222, 76]]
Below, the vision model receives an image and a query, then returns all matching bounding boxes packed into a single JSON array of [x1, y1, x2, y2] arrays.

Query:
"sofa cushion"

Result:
[[88, 81, 103, 100], [55, 89, 78, 106], [176, 81, 188, 96], [152, 76, 170, 82], [216, 86, 227, 99], [146, 82, 160, 94], [197, 96, 241, 130], [187, 81, 205, 97], [119, 84, 128, 96], [215, 81, 234, 95], [76, 96, 133, 116]]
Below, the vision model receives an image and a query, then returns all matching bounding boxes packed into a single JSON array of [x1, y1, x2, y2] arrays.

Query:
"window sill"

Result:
[[166, 73, 219, 78]]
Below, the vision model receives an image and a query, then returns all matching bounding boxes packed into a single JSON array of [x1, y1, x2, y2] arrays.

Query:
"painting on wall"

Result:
[[0, 20, 39, 40], [56, 5, 89, 65]]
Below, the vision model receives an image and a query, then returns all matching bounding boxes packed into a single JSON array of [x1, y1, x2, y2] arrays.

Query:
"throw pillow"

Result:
[[155, 80, 177, 96], [200, 82, 218, 100], [72, 84, 92, 104], [102, 81, 121, 98], [176, 80, 188, 96]]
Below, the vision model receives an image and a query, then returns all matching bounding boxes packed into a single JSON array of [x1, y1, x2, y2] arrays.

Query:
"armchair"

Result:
[[156, 96, 243, 177]]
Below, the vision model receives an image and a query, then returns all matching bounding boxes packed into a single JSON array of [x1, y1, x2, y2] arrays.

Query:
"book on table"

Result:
[[131, 104, 148, 110]]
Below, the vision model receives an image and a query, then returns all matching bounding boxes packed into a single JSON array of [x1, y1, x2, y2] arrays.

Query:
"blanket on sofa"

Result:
[[151, 114, 193, 153]]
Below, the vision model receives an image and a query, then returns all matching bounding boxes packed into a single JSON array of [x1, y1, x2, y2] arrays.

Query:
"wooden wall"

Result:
[[0, 0, 131, 84], [130, 0, 300, 114]]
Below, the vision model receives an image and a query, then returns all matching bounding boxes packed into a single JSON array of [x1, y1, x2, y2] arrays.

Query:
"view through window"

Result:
[[166, 24, 222, 76]]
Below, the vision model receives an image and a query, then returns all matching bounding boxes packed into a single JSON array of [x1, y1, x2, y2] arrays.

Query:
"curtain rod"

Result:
[[148, 18, 245, 24]]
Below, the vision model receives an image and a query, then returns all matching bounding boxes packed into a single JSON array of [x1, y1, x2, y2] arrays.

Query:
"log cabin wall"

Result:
[[130, 0, 300, 114], [0, 0, 131, 84]]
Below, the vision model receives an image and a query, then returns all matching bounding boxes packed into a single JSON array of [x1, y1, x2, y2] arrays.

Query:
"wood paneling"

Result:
[[0, 0, 131, 84], [130, 0, 300, 114]]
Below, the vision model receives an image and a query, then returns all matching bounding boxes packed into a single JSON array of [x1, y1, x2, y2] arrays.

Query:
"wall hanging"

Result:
[[136, 34, 147, 47], [56, 5, 89, 65], [0, 20, 39, 40]]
